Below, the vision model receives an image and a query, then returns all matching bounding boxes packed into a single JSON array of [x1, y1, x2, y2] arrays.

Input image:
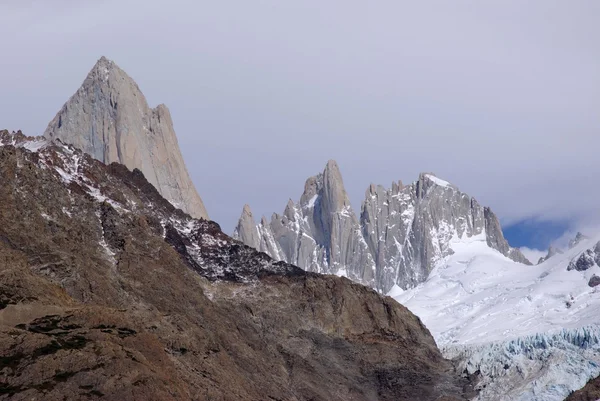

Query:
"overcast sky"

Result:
[[1, 1, 599, 251]]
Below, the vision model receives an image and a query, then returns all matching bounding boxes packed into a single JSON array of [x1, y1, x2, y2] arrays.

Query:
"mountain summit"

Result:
[[234, 160, 377, 287], [44, 56, 208, 219], [234, 162, 530, 292]]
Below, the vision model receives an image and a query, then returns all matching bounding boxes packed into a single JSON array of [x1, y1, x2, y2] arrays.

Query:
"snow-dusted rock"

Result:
[[537, 245, 564, 264], [235, 165, 530, 293], [568, 242, 600, 271], [234, 160, 376, 287], [361, 172, 530, 291], [570, 232, 589, 249], [44, 57, 208, 219]]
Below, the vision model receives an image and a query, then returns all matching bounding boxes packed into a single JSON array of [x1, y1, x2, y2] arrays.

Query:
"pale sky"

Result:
[[1, 1, 599, 249]]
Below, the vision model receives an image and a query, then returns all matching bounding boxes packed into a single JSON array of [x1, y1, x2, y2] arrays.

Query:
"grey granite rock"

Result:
[[44, 56, 208, 219], [233, 160, 376, 287], [568, 241, 600, 271], [589, 275, 600, 288], [361, 173, 531, 291], [235, 165, 531, 293], [233, 205, 261, 250]]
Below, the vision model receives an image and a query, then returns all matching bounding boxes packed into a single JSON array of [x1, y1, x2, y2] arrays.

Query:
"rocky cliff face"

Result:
[[235, 164, 530, 293], [567, 374, 600, 401], [234, 160, 376, 287], [0, 130, 470, 401], [44, 56, 208, 219]]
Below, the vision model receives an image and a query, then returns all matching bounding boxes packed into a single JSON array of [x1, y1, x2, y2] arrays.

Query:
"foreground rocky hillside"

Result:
[[234, 161, 530, 293], [0, 130, 471, 400], [567, 375, 600, 401]]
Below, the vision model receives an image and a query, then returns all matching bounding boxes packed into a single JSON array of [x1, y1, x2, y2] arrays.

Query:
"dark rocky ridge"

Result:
[[566, 375, 600, 401], [0, 130, 471, 400]]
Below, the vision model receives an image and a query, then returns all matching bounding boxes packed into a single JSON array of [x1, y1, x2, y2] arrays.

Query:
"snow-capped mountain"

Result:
[[361, 172, 530, 291], [234, 161, 530, 293], [395, 231, 600, 400]]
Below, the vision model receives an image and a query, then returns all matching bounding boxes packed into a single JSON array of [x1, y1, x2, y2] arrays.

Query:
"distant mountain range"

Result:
[[234, 160, 530, 293]]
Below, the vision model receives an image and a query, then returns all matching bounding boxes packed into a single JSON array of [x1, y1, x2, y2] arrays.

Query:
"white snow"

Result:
[[386, 284, 404, 297], [307, 194, 318, 208], [396, 236, 600, 345], [394, 235, 600, 400], [425, 174, 451, 188], [339, 205, 352, 217], [22, 139, 47, 152]]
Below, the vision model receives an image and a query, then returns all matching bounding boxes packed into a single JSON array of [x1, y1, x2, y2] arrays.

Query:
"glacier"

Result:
[[395, 233, 600, 400]]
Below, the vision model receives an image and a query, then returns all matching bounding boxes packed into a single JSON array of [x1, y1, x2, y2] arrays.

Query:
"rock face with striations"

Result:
[[44, 56, 208, 219], [0, 131, 470, 400], [235, 165, 530, 293], [234, 160, 376, 287]]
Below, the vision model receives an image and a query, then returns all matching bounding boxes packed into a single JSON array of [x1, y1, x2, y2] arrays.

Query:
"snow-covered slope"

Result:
[[396, 234, 600, 345], [394, 233, 600, 400]]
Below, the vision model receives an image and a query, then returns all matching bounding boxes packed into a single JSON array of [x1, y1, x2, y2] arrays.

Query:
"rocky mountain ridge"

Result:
[[43, 56, 209, 220], [0, 130, 471, 400], [234, 161, 530, 293]]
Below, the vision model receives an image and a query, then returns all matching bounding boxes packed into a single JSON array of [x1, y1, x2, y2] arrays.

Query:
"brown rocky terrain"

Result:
[[566, 375, 600, 401], [0, 130, 472, 400]]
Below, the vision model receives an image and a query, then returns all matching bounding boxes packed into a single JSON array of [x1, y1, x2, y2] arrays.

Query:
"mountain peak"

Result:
[[44, 57, 208, 219], [83, 56, 131, 87], [569, 232, 589, 249], [322, 159, 350, 211], [233, 204, 260, 249], [323, 159, 343, 184], [233, 160, 375, 285], [93, 55, 112, 69], [242, 204, 253, 215]]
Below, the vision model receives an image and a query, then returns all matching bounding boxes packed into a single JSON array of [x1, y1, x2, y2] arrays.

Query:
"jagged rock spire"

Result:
[[569, 232, 589, 249], [235, 163, 531, 293], [233, 205, 260, 250], [537, 245, 564, 264], [44, 56, 208, 219], [233, 160, 376, 287]]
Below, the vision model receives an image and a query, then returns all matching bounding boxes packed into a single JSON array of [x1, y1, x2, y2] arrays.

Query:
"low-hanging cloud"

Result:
[[1, 0, 598, 238]]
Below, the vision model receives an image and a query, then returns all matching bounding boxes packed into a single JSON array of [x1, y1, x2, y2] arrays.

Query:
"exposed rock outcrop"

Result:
[[235, 164, 530, 293], [570, 232, 589, 249], [0, 131, 470, 400], [566, 373, 600, 401], [538, 245, 564, 264], [44, 57, 208, 219], [362, 173, 530, 291], [234, 161, 376, 286], [568, 242, 600, 271]]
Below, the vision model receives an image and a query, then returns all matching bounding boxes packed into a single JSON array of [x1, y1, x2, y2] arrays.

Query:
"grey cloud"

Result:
[[1, 0, 598, 232]]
